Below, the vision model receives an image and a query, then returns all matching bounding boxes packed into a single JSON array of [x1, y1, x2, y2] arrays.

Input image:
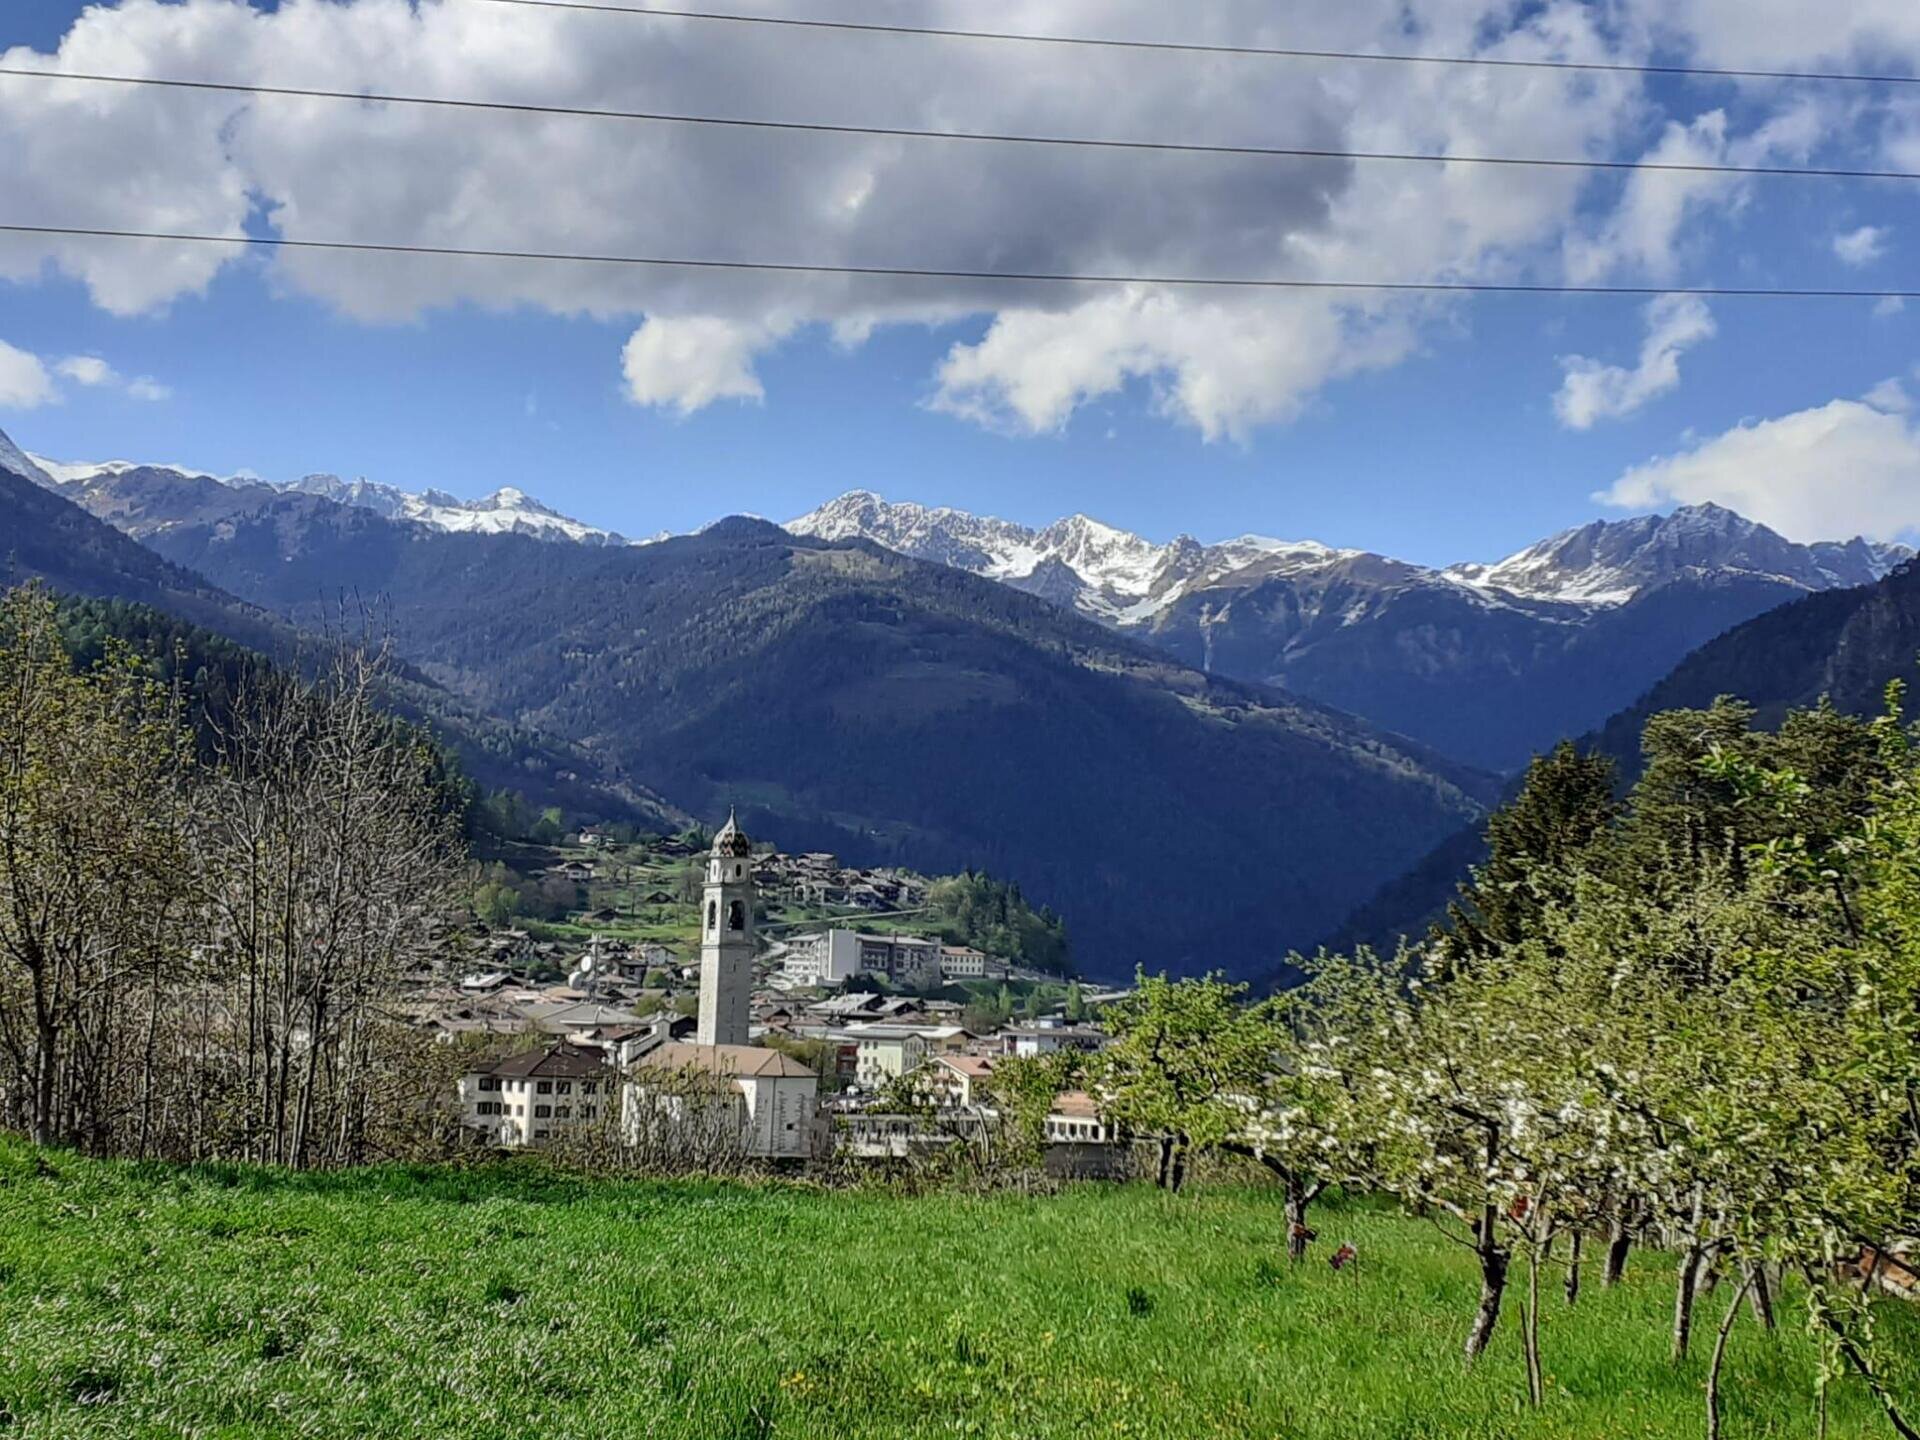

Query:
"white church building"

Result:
[[622, 812, 825, 1160]]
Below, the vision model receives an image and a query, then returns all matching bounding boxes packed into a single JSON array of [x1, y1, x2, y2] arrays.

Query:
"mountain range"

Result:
[[0, 431, 1494, 978], [790, 492, 1908, 771], [12, 426, 1918, 979], [25, 448, 1906, 774]]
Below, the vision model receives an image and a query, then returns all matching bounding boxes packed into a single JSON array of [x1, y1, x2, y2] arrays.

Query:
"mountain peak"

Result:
[[1445, 504, 1909, 606], [16, 440, 627, 548], [0, 427, 54, 488]]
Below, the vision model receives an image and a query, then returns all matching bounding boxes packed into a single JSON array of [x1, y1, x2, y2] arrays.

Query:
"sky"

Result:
[[4, 0, 1920, 566]]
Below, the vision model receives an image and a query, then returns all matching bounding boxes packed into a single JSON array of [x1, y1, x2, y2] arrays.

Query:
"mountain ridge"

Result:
[[23, 452, 1497, 976]]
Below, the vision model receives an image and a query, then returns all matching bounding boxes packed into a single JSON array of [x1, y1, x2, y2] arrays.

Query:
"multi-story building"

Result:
[[458, 1045, 612, 1148]]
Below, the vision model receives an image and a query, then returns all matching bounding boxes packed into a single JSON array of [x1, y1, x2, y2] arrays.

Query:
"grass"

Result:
[[0, 1140, 1912, 1439]]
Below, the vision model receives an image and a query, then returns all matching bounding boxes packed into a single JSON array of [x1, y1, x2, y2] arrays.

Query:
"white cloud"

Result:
[[51, 353, 170, 401], [1834, 225, 1890, 267], [1865, 376, 1912, 414], [0, 340, 57, 410], [622, 316, 791, 414], [1599, 397, 1920, 542], [125, 376, 172, 402], [55, 355, 117, 387], [0, 0, 1914, 431], [1553, 294, 1716, 430]]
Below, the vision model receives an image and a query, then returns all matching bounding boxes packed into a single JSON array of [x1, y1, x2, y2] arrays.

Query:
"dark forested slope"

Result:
[[111, 487, 1495, 974]]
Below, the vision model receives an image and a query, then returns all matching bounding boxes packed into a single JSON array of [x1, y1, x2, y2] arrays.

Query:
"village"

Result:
[[418, 814, 1130, 1164]]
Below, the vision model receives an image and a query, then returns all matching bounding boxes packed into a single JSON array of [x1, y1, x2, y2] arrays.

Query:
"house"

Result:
[[1043, 1089, 1111, 1144], [840, 1024, 931, 1088], [625, 1042, 821, 1160], [854, 933, 942, 988], [920, 1054, 995, 1109], [520, 999, 647, 1036], [999, 1026, 1106, 1058], [938, 946, 1009, 982], [806, 991, 887, 1023], [460, 970, 510, 993], [458, 1045, 613, 1148]]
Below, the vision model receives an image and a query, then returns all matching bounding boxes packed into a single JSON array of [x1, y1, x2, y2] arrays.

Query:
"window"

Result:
[[583, 1082, 598, 1096], [582, 1106, 597, 1120], [535, 1104, 552, 1119], [555, 1105, 572, 1119], [557, 1082, 572, 1096], [534, 1129, 550, 1140], [727, 900, 746, 932], [707, 900, 717, 932], [479, 1077, 500, 1092], [537, 1081, 552, 1095]]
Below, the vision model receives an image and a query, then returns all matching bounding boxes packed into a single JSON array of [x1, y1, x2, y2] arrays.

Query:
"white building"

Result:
[[843, 1023, 931, 1088], [781, 928, 864, 987], [625, 1042, 822, 1160], [999, 1025, 1107, 1058], [697, 811, 756, 1047], [458, 1045, 613, 1148]]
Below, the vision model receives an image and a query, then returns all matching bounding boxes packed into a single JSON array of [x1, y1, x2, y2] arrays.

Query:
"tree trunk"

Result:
[[1604, 1210, 1633, 1289], [31, 1011, 57, 1147], [1156, 1136, 1174, 1189], [1286, 1172, 1312, 1262], [1168, 1135, 1189, 1194], [1522, 1226, 1546, 1407], [1746, 1264, 1775, 1331], [1705, 1268, 1755, 1440], [1564, 1229, 1584, 1306], [1465, 1217, 1510, 1364], [1673, 1243, 1707, 1362]]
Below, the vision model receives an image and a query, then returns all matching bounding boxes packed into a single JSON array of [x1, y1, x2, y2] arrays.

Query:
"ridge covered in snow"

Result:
[[19, 444, 629, 547], [791, 490, 1913, 627], [788, 490, 1357, 623]]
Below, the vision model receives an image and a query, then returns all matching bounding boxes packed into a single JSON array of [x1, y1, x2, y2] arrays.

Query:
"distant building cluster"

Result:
[[432, 817, 1126, 1170], [778, 928, 1010, 988]]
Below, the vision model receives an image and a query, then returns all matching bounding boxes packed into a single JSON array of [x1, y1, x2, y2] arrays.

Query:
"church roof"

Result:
[[711, 808, 754, 858], [471, 1044, 611, 1080], [640, 1042, 815, 1079]]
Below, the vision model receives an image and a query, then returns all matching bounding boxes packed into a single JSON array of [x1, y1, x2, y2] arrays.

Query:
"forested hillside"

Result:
[[0, 464, 679, 832], [102, 484, 1494, 974], [1591, 559, 1920, 772]]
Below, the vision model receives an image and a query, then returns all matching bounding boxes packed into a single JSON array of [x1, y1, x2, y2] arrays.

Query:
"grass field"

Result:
[[0, 1141, 1912, 1439]]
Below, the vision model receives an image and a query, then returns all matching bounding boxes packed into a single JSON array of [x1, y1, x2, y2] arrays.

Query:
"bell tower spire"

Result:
[[696, 811, 755, 1046]]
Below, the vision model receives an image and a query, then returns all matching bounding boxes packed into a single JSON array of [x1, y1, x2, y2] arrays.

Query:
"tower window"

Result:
[[728, 900, 746, 932], [706, 900, 717, 933]]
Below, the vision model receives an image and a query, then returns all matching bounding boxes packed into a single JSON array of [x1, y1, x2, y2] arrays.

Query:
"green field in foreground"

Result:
[[0, 1141, 1913, 1439]]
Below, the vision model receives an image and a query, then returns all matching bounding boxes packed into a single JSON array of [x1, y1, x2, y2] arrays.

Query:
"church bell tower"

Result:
[[696, 810, 755, 1047]]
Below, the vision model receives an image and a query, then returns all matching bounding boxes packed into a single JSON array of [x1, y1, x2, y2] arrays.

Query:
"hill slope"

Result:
[[1590, 558, 1920, 770], [1330, 558, 1920, 956], [0, 460, 679, 831], [70, 473, 1495, 974]]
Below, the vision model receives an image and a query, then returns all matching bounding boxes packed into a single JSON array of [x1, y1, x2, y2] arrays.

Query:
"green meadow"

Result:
[[0, 1140, 1910, 1439]]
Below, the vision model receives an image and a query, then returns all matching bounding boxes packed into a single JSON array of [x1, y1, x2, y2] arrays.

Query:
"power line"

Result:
[[5, 65, 1919, 182], [3, 222, 1914, 299], [462, 0, 1920, 87]]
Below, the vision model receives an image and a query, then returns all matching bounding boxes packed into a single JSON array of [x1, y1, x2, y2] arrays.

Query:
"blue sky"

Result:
[[5, 0, 1920, 564]]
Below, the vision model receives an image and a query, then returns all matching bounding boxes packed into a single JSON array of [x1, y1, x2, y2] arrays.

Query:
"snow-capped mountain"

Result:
[[0, 430, 56, 489], [278, 473, 631, 545], [1445, 502, 1907, 606], [785, 490, 1913, 771], [23, 448, 629, 547], [789, 490, 1354, 623]]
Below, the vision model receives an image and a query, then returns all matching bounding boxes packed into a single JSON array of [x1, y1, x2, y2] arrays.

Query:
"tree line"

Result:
[[1074, 692, 1918, 1434], [0, 586, 466, 1166]]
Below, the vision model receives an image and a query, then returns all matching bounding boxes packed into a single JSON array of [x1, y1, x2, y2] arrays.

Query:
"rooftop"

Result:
[[639, 1042, 816, 1080]]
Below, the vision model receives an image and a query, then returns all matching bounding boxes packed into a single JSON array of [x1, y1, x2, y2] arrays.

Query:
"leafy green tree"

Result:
[[1092, 971, 1280, 1193]]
